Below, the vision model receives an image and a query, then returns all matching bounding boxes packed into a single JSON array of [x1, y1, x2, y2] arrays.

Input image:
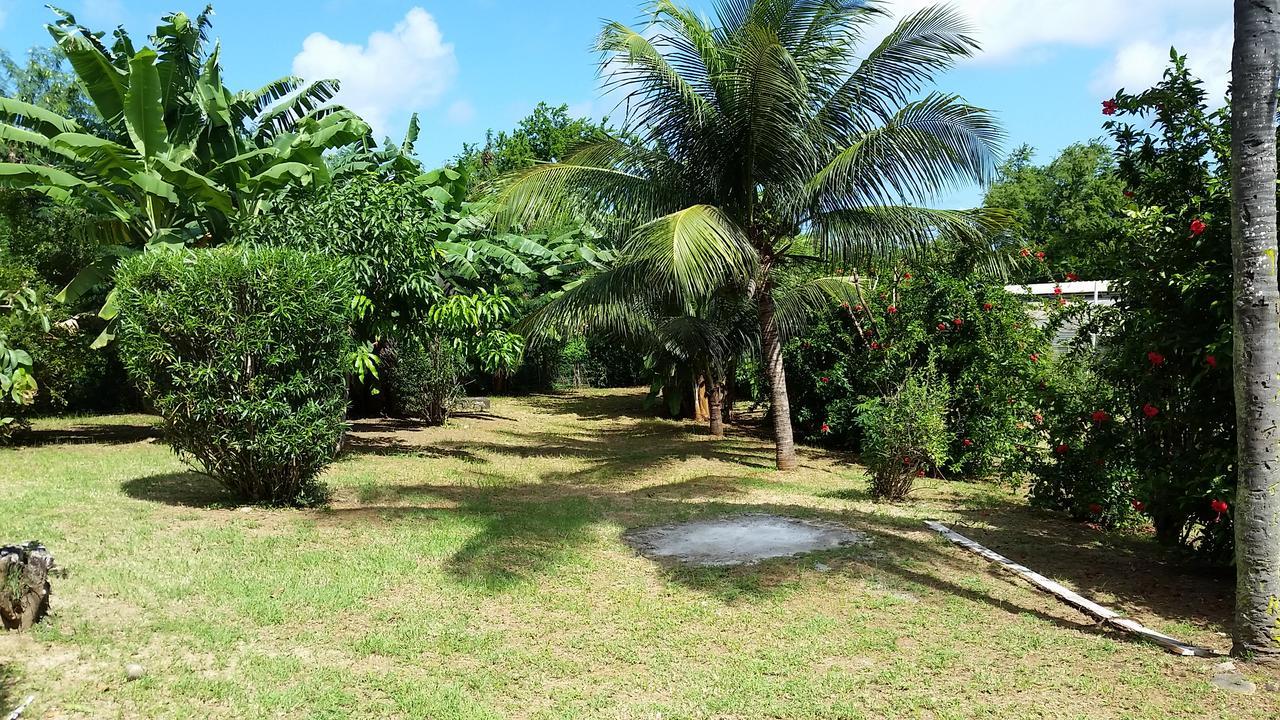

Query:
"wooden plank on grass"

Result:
[[924, 520, 1217, 658]]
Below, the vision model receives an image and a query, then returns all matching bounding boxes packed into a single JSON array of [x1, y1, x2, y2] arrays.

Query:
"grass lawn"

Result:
[[1, 387, 1276, 718]]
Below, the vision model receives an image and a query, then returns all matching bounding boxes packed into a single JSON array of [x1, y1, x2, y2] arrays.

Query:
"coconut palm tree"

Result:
[[493, 0, 1004, 470], [1230, 0, 1280, 662]]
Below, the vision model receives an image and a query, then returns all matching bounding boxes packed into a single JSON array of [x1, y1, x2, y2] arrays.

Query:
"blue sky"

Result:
[[0, 0, 1233, 207]]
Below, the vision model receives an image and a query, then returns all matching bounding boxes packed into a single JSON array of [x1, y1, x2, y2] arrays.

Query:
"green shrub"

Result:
[[1030, 55, 1237, 562], [387, 338, 463, 425], [115, 247, 353, 506], [785, 242, 1048, 479], [856, 367, 951, 502]]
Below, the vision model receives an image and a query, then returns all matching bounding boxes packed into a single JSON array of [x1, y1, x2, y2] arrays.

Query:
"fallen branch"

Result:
[[924, 520, 1217, 657], [5, 695, 34, 720]]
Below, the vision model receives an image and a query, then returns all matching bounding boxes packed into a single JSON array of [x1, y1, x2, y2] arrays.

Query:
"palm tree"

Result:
[[1230, 0, 1280, 662], [493, 0, 1003, 470]]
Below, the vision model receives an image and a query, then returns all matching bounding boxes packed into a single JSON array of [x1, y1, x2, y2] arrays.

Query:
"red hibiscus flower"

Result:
[[1131, 499, 1146, 512], [820, 377, 830, 384], [1056, 444, 1069, 454], [1035, 251, 1046, 261], [1147, 351, 1165, 366], [937, 322, 948, 331], [840, 301, 850, 308], [1205, 354, 1217, 368], [915, 469, 926, 477], [962, 438, 973, 447], [903, 272, 912, 280], [1065, 272, 1079, 282], [887, 305, 898, 314], [1142, 403, 1160, 418], [1102, 99, 1118, 115], [983, 302, 993, 311], [1211, 499, 1229, 514], [870, 341, 881, 350], [1020, 248, 1031, 258], [1034, 413, 1044, 424], [1123, 190, 1135, 198], [902, 456, 913, 466], [821, 423, 830, 434], [1091, 409, 1110, 423], [1088, 503, 1103, 515], [1190, 218, 1207, 236], [953, 317, 964, 326], [1053, 286, 1063, 295], [853, 304, 863, 312], [1029, 353, 1039, 363], [1058, 297, 1067, 306]]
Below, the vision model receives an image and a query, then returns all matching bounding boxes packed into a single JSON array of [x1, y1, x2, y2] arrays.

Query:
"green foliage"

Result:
[[115, 247, 353, 506], [785, 244, 1049, 478], [983, 142, 1128, 282], [857, 366, 951, 501], [387, 338, 463, 426], [0, 46, 100, 129], [0, 8, 370, 345], [457, 102, 608, 186], [236, 172, 449, 341], [1031, 52, 1236, 561], [0, 278, 49, 441]]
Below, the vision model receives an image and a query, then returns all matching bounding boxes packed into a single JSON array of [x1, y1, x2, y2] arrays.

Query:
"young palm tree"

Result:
[[494, 0, 1003, 470]]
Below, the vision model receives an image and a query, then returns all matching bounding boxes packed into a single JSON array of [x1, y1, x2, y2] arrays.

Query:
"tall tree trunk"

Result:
[[1232, 0, 1280, 663], [758, 287, 798, 470]]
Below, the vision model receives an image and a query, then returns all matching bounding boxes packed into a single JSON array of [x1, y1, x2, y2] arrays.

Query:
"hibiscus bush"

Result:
[[1030, 53, 1237, 561], [857, 366, 951, 501], [786, 242, 1050, 480]]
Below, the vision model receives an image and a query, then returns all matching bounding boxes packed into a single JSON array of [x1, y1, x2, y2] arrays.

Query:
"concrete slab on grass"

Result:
[[624, 513, 870, 567]]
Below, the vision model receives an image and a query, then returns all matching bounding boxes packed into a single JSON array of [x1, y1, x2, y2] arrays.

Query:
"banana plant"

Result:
[[0, 6, 370, 345]]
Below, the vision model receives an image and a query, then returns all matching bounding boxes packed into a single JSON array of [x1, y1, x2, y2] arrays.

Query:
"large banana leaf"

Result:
[[0, 97, 81, 137], [48, 25, 128, 127], [123, 49, 170, 159]]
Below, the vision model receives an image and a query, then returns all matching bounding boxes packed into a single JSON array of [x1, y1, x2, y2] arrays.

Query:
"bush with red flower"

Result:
[[785, 242, 1049, 480], [1031, 53, 1237, 561]]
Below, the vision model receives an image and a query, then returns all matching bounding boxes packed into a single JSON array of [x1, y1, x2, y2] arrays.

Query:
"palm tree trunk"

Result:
[[708, 382, 725, 437], [757, 287, 798, 470], [1231, 0, 1280, 663]]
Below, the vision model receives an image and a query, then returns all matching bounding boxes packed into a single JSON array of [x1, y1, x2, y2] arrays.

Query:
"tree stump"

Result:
[[0, 543, 54, 631]]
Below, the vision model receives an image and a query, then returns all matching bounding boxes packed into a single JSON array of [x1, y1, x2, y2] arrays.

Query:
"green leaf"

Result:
[[123, 48, 170, 159], [48, 24, 128, 126], [0, 97, 80, 136]]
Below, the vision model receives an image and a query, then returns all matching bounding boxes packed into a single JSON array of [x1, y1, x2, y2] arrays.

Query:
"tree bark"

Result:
[[1232, 0, 1280, 663], [0, 543, 54, 632], [708, 382, 725, 437], [757, 287, 798, 470]]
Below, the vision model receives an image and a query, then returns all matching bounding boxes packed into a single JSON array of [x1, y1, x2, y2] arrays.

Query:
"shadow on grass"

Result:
[[109, 389, 1237, 641], [24, 421, 157, 446], [121, 472, 235, 508], [0, 662, 19, 714], [947, 502, 1234, 633]]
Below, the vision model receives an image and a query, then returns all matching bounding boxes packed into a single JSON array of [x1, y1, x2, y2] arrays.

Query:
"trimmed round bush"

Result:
[[115, 247, 353, 506]]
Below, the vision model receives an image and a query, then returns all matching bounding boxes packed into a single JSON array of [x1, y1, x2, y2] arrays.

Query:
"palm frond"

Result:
[[806, 92, 1003, 210], [623, 204, 759, 298]]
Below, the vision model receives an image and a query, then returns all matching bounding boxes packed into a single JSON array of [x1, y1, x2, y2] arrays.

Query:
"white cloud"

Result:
[[881, 0, 1227, 63], [292, 7, 456, 136], [1093, 23, 1233, 103], [446, 99, 476, 125], [873, 0, 1232, 103]]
